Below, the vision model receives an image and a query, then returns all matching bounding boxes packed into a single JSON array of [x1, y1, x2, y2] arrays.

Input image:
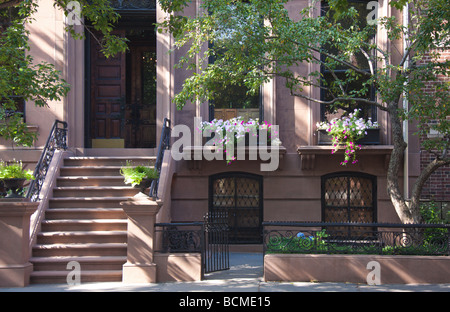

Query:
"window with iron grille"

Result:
[[209, 172, 263, 244], [321, 172, 377, 237]]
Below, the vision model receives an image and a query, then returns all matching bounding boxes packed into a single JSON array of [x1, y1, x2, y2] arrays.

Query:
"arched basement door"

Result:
[[209, 172, 263, 244]]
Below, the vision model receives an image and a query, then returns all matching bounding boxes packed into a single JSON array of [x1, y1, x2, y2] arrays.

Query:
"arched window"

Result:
[[321, 172, 377, 223], [209, 172, 263, 244]]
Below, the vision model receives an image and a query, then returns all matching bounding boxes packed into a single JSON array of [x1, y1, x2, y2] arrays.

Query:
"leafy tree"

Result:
[[0, 0, 127, 146], [158, 0, 450, 223]]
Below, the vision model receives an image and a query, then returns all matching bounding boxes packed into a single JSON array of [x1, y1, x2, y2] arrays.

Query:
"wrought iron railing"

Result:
[[155, 222, 204, 253], [263, 222, 450, 256], [149, 118, 171, 199], [26, 120, 68, 202], [155, 214, 230, 274]]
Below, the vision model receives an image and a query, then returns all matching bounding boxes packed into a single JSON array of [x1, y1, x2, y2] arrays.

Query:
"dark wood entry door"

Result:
[[90, 31, 126, 148], [125, 47, 157, 148], [89, 33, 156, 148]]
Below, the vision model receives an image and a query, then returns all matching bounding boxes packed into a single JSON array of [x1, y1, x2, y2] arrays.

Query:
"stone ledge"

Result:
[[297, 145, 394, 170], [264, 253, 450, 284]]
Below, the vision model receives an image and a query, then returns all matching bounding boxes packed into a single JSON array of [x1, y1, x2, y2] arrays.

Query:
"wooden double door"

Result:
[[89, 31, 156, 148]]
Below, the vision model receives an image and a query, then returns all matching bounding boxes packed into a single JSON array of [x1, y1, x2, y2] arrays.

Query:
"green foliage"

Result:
[[0, 0, 128, 146], [159, 1, 449, 220], [120, 161, 159, 187], [420, 201, 449, 224], [0, 160, 34, 180], [266, 227, 448, 256]]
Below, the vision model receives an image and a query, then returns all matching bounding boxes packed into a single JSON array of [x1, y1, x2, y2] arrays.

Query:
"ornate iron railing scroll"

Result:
[[26, 120, 68, 202], [155, 222, 204, 253], [263, 222, 450, 256]]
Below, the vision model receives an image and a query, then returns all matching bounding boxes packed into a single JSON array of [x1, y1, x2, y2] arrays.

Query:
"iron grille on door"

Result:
[[209, 173, 263, 244], [321, 172, 377, 238]]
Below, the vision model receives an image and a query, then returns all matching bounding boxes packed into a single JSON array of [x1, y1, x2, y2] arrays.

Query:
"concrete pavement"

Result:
[[1, 253, 449, 292]]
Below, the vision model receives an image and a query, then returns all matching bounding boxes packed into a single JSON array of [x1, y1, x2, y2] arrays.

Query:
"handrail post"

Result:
[[149, 118, 171, 199], [120, 194, 162, 283]]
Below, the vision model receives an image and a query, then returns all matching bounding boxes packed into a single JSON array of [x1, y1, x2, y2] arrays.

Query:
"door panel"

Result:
[[89, 29, 156, 148], [90, 31, 126, 148], [125, 47, 157, 148]]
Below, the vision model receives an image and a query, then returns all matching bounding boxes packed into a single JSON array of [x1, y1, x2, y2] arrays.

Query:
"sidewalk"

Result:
[[1, 253, 449, 292]]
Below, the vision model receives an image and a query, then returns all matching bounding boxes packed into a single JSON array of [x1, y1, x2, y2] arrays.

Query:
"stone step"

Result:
[[32, 243, 127, 257], [30, 256, 127, 271], [30, 269, 123, 284], [57, 176, 127, 187], [40, 219, 127, 232], [45, 208, 126, 220], [63, 156, 155, 167], [36, 230, 127, 244], [30, 155, 152, 285], [59, 166, 125, 177], [49, 197, 131, 208], [52, 186, 141, 198]]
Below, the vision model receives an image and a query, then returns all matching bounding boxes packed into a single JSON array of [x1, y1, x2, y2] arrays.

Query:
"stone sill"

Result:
[[182, 145, 287, 170], [297, 145, 394, 170]]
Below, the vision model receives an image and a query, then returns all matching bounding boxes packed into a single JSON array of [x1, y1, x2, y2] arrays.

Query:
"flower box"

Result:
[[318, 128, 380, 145]]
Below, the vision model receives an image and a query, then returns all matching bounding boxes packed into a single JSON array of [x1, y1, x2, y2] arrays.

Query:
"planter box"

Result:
[[318, 128, 380, 145], [264, 254, 450, 284], [204, 131, 274, 147]]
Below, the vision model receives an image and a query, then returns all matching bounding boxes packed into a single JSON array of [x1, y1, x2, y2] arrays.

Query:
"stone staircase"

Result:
[[29, 156, 156, 284]]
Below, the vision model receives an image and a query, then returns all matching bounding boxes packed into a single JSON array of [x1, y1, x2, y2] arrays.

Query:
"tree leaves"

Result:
[[0, 0, 128, 146]]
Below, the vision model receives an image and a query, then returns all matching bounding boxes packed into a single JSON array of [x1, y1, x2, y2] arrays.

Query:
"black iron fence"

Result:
[[155, 214, 230, 274], [263, 222, 450, 256], [155, 222, 204, 253]]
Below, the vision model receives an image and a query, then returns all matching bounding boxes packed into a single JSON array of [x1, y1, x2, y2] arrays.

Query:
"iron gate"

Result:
[[203, 211, 230, 274]]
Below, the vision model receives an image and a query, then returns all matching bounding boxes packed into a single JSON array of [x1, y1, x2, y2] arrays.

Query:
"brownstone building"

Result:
[[0, 0, 448, 284]]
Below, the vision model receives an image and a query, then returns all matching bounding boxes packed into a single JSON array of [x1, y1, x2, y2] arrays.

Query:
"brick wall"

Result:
[[417, 48, 450, 201]]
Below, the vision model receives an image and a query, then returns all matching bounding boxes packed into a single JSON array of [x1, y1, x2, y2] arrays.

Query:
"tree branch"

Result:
[[290, 89, 388, 111], [0, 0, 22, 9], [409, 155, 450, 221], [307, 45, 373, 78]]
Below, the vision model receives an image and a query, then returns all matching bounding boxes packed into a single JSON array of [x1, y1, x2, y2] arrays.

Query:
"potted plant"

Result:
[[316, 109, 379, 165], [0, 160, 35, 198], [120, 161, 159, 193]]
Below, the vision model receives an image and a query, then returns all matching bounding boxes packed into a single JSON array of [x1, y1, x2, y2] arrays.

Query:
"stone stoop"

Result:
[[29, 156, 156, 284]]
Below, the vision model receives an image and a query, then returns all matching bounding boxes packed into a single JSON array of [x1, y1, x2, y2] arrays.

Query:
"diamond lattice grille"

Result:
[[211, 174, 262, 244], [323, 174, 375, 223]]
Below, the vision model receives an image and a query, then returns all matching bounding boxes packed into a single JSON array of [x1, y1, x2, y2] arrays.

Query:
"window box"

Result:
[[318, 128, 380, 145]]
